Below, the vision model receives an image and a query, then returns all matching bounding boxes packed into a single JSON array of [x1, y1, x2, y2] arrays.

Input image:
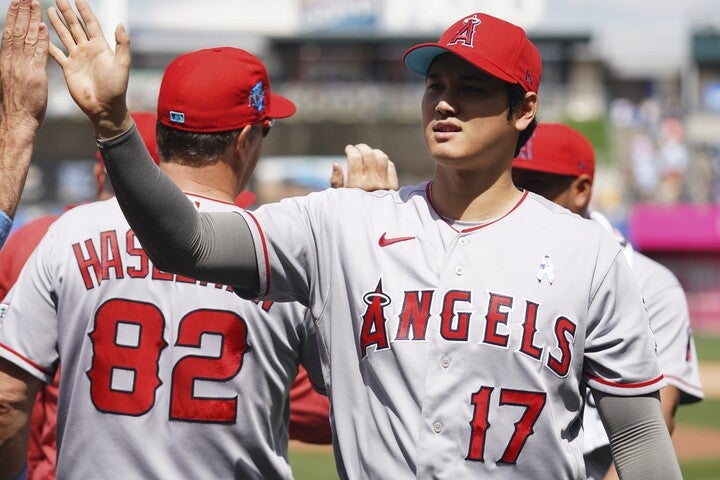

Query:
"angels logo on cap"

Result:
[[447, 14, 481, 48]]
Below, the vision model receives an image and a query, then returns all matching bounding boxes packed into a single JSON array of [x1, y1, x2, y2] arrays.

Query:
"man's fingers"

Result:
[[114, 23, 131, 69], [75, 0, 104, 42], [47, 39, 67, 66], [371, 148, 390, 177], [2, 0, 19, 46], [55, 0, 89, 45], [330, 162, 345, 189], [33, 23, 49, 68], [12, 0, 30, 42], [386, 160, 399, 191], [47, 6, 75, 55], [345, 144, 363, 178], [23, 0, 41, 49]]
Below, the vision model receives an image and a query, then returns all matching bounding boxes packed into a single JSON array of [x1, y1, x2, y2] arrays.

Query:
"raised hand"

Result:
[[0, 0, 49, 219], [331, 143, 399, 191], [47, 0, 132, 138], [0, 0, 49, 135]]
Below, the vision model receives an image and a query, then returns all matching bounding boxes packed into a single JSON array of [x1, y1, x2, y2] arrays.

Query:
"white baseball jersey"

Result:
[[583, 210, 703, 479], [0, 195, 322, 480], [238, 183, 664, 479]]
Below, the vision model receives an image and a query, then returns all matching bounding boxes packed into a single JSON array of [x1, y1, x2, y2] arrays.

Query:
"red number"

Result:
[[171, 309, 248, 423], [87, 299, 166, 415], [86, 299, 247, 423], [466, 387, 546, 464]]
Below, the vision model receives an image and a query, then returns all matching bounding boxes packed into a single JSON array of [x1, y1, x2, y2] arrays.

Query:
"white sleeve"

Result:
[[0, 227, 59, 383], [583, 249, 665, 396], [633, 253, 704, 403]]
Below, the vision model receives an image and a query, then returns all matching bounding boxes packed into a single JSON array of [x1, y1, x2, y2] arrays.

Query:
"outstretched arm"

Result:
[[0, 0, 49, 246], [594, 389, 682, 480], [47, 0, 258, 287]]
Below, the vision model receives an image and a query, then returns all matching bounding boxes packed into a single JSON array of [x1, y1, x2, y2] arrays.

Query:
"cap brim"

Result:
[[268, 93, 296, 119], [403, 43, 517, 86]]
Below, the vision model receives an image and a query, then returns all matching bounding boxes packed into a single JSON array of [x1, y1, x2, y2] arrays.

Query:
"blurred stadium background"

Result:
[[3, 0, 719, 476]]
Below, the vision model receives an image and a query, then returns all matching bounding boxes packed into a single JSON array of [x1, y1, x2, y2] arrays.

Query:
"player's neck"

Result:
[[160, 161, 238, 203], [430, 169, 522, 222]]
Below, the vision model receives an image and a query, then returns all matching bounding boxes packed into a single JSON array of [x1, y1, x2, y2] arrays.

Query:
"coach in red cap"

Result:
[[47, 2, 683, 478], [0, 0, 337, 475]]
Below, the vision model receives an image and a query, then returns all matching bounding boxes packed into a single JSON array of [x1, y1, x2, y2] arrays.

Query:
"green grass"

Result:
[[289, 449, 339, 480], [680, 458, 720, 480], [676, 398, 720, 429], [290, 448, 720, 480], [694, 333, 720, 362]]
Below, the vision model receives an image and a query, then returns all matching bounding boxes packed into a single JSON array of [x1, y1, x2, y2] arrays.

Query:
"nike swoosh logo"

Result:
[[379, 233, 416, 247]]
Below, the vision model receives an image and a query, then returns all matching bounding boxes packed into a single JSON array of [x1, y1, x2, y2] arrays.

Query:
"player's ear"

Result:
[[513, 91, 538, 132], [235, 124, 256, 157], [571, 174, 593, 212]]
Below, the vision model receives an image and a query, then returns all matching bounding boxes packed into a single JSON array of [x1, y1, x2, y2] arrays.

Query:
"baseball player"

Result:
[[0, 0, 48, 249], [511, 122, 704, 479], [0, 45, 331, 479], [0, 111, 159, 480], [47, 2, 682, 479]]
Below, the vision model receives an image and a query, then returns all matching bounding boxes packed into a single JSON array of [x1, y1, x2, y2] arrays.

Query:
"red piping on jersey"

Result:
[[243, 210, 271, 296], [586, 373, 665, 389], [425, 182, 529, 233], [0, 343, 51, 376], [182, 191, 237, 206]]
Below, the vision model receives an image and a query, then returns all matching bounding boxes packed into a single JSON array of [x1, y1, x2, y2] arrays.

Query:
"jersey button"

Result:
[[433, 421, 443, 433], [455, 265, 464, 275], [458, 237, 468, 246], [441, 358, 451, 369]]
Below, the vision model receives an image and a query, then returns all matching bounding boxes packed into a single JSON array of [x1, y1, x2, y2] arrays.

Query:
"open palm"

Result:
[[47, 0, 130, 128]]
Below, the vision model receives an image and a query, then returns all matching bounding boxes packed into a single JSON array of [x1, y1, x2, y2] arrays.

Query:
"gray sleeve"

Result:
[[97, 125, 259, 290], [593, 389, 682, 479]]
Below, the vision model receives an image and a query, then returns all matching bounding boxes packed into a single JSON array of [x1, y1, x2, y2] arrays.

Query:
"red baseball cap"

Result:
[[157, 47, 296, 133], [96, 111, 159, 165], [512, 123, 595, 179], [403, 13, 541, 93]]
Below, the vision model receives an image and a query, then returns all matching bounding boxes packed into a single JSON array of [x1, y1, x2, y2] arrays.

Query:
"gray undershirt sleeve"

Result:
[[593, 389, 682, 480], [97, 125, 259, 290]]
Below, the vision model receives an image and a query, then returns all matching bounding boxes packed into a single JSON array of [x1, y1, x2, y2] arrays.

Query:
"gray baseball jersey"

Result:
[[0, 195, 322, 479], [238, 183, 664, 479], [583, 210, 703, 478]]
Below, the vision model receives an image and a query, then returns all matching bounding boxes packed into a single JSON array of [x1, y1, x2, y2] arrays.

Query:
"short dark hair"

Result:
[[156, 122, 246, 166], [512, 168, 575, 200], [506, 83, 537, 157]]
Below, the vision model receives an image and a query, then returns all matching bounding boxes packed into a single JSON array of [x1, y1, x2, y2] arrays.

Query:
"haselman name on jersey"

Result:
[[359, 279, 576, 378], [72, 228, 234, 292]]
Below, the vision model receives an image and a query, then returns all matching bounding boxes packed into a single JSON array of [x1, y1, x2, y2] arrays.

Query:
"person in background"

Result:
[[0, 0, 49, 249], [0, 111, 158, 480], [511, 122, 704, 480]]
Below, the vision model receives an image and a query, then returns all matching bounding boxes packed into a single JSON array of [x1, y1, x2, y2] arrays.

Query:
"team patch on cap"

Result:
[[249, 81, 267, 114], [169, 111, 185, 124]]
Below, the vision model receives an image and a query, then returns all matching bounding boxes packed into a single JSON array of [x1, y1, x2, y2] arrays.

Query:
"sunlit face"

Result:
[[422, 53, 518, 171]]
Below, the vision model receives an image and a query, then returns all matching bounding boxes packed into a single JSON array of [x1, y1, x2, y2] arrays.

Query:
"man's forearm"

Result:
[[0, 126, 36, 219]]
